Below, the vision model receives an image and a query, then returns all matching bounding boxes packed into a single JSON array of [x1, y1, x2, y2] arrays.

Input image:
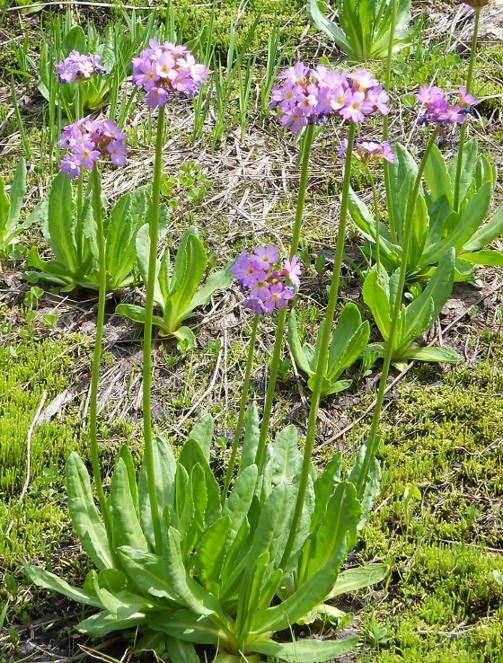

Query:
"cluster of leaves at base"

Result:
[[350, 141, 503, 289], [25, 172, 167, 293], [307, 0, 419, 63], [24, 406, 387, 663], [116, 226, 233, 351]]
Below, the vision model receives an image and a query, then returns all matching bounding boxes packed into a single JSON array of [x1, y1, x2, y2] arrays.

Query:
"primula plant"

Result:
[[306, 0, 418, 62], [0, 159, 37, 263], [116, 226, 233, 351]]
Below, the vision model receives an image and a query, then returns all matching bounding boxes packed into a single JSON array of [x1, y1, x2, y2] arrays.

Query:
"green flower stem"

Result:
[[453, 8, 481, 212], [222, 314, 260, 502], [255, 123, 315, 469], [356, 126, 439, 499], [89, 167, 112, 541], [76, 85, 84, 262], [280, 121, 357, 570], [383, 0, 398, 243], [364, 164, 381, 277], [142, 105, 166, 554]]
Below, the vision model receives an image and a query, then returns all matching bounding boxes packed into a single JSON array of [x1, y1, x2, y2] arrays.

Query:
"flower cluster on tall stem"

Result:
[[59, 118, 128, 179], [132, 39, 207, 108], [338, 139, 395, 164], [56, 50, 104, 84], [270, 64, 389, 133], [416, 85, 477, 128]]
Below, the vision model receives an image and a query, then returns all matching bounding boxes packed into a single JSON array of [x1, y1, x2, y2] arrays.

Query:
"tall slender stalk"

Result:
[[76, 85, 84, 262], [142, 106, 166, 554], [255, 123, 315, 469], [453, 8, 481, 212], [355, 127, 439, 499], [222, 314, 260, 502], [89, 167, 112, 540], [280, 121, 357, 569], [382, 0, 398, 243], [364, 164, 381, 276]]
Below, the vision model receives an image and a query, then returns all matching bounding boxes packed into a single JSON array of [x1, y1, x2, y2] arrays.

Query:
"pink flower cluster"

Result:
[[59, 118, 128, 179], [270, 63, 389, 134], [338, 139, 395, 164], [56, 51, 104, 84], [230, 246, 302, 315], [416, 85, 477, 126], [131, 39, 207, 108]]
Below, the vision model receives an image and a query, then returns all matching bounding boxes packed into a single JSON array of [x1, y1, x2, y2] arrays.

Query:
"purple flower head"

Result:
[[338, 139, 395, 164], [231, 246, 302, 315], [415, 84, 477, 130], [58, 118, 128, 179], [270, 62, 388, 134], [131, 40, 207, 108], [56, 51, 104, 84]]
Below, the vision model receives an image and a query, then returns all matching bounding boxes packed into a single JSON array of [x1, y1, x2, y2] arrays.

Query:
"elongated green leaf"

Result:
[[66, 452, 113, 570], [400, 248, 455, 350], [23, 563, 102, 607], [163, 528, 226, 621], [408, 194, 428, 271], [426, 195, 452, 247], [182, 464, 208, 557], [223, 464, 258, 537], [76, 609, 147, 637], [135, 223, 164, 305], [91, 574, 148, 620], [305, 482, 361, 579], [288, 309, 314, 376], [239, 551, 270, 635], [139, 434, 177, 550], [239, 404, 260, 474], [117, 445, 138, 514], [0, 176, 9, 235], [306, 0, 351, 55], [181, 267, 234, 322], [61, 26, 86, 57], [7, 158, 26, 231], [106, 191, 143, 289], [461, 250, 503, 267], [327, 307, 369, 382], [464, 206, 503, 252], [115, 303, 167, 332], [115, 546, 176, 599], [172, 325, 197, 349], [179, 438, 221, 526], [347, 435, 382, 527], [47, 172, 78, 271], [164, 228, 207, 330], [194, 516, 233, 593], [109, 458, 149, 551], [187, 414, 214, 462], [391, 144, 418, 243], [362, 269, 391, 340], [403, 346, 462, 362], [311, 453, 342, 534], [251, 486, 360, 635], [249, 636, 359, 662], [448, 139, 478, 204], [329, 564, 389, 598], [271, 425, 302, 486], [423, 144, 453, 207], [150, 610, 230, 647]]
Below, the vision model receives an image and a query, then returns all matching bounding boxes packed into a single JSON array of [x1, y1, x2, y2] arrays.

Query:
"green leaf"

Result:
[[347, 435, 382, 527], [464, 206, 503, 252], [23, 563, 102, 608], [187, 414, 214, 462], [165, 635, 200, 663], [47, 172, 78, 272], [423, 144, 453, 207], [194, 516, 233, 593], [403, 346, 462, 362], [306, 0, 351, 56], [109, 458, 149, 551], [288, 310, 315, 377], [223, 464, 258, 537], [66, 452, 113, 570], [115, 546, 177, 600], [164, 228, 207, 331], [448, 139, 478, 204], [117, 445, 138, 514], [105, 190, 143, 289], [304, 482, 361, 579], [172, 325, 197, 350], [248, 636, 359, 663], [461, 250, 503, 267], [390, 144, 418, 243], [238, 404, 260, 474], [139, 434, 177, 550], [135, 223, 163, 306], [270, 425, 302, 486], [329, 564, 389, 598], [181, 266, 234, 322], [327, 304, 370, 381], [150, 610, 230, 647], [115, 303, 167, 333], [311, 454, 342, 533], [61, 26, 86, 57], [362, 269, 391, 340], [76, 609, 147, 637], [408, 193, 428, 271], [178, 438, 221, 526]]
